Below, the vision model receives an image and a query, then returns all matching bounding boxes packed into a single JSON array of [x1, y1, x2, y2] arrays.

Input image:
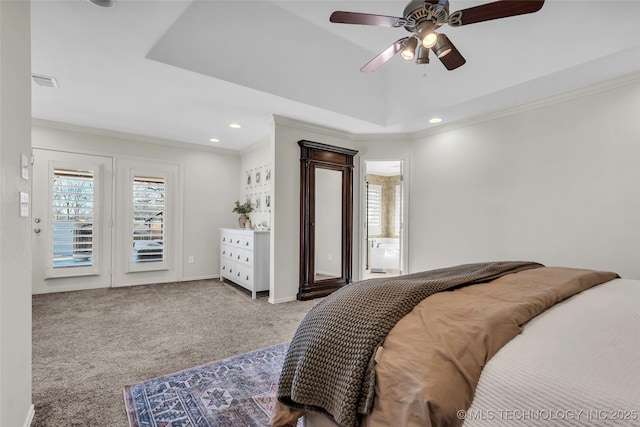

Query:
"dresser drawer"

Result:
[[242, 235, 254, 250], [235, 264, 253, 286], [235, 248, 253, 266], [220, 258, 235, 277], [220, 244, 233, 260], [220, 230, 233, 246], [230, 233, 243, 247]]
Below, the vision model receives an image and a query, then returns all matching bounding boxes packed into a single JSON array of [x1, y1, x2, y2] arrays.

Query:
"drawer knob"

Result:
[[246, 275, 249, 280], [237, 272, 241, 277], [245, 242, 249, 246], [246, 257, 249, 262], [222, 250, 226, 255], [222, 266, 225, 270], [229, 269, 233, 273], [222, 237, 226, 242], [237, 255, 240, 260]]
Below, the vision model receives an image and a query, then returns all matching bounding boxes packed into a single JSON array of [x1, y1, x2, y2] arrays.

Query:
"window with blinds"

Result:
[[131, 175, 165, 264], [51, 168, 95, 269], [367, 183, 382, 236]]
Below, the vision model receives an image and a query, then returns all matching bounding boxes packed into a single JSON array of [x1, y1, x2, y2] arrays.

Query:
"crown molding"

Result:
[[274, 72, 640, 144], [271, 115, 411, 143], [31, 118, 240, 156], [411, 71, 640, 140], [33, 73, 639, 155]]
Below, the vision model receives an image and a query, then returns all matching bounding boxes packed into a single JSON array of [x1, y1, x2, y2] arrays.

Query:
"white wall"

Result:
[[268, 78, 640, 304], [0, 1, 33, 425], [409, 79, 640, 279], [240, 137, 272, 228], [31, 122, 241, 284]]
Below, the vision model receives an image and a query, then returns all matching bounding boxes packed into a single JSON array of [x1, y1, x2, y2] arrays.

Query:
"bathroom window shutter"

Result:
[[368, 184, 382, 236]]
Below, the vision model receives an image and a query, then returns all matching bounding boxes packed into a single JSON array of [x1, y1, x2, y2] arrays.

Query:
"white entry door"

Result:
[[32, 149, 113, 294]]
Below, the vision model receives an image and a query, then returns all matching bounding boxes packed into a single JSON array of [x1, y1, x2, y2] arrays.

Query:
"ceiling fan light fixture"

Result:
[[415, 45, 430, 64], [433, 33, 453, 58], [422, 32, 438, 48], [401, 37, 418, 61]]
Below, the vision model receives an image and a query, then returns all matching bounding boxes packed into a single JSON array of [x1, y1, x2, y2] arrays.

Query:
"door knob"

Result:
[[34, 228, 41, 234]]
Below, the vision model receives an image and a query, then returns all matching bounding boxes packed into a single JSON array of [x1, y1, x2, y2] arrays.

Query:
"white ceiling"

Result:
[[31, 0, 640, 151]]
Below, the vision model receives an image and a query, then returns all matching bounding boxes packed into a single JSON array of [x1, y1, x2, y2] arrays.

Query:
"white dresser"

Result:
[[219, 228, 270, 299]]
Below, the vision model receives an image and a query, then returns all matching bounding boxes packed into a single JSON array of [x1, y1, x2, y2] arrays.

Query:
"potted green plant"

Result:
[[232, 200, 253, 228]]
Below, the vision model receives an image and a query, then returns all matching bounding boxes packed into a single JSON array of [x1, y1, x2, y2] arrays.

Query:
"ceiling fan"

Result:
[[330, 0, 544, 72]]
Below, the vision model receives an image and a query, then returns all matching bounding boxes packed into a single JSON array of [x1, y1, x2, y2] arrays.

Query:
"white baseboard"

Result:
[[180, 275, 219, 281], [268, 295, 297, 304], [23, 404, 35, 427]]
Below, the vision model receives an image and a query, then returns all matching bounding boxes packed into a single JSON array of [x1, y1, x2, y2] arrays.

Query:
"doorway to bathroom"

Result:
[[362, 159, 407, 280]]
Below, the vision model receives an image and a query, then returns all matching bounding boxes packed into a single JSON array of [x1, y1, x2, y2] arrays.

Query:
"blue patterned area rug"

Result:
[[124, 342, 300, 427]]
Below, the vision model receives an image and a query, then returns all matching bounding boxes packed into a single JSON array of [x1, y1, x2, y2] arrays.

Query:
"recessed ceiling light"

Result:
[[229, 123, 242, 129], [209, 138, 220, 143], [429, 117, 442, 124]]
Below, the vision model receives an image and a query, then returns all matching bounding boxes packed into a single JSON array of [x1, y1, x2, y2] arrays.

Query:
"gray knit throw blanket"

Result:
[[277, 261, 543, 427]]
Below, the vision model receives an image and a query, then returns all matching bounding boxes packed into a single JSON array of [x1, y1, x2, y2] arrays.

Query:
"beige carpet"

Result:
[[32, 279, 318, 426]]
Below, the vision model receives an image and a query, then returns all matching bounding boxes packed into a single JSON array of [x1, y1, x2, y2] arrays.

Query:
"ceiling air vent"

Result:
[[31, 74, 59, 88]]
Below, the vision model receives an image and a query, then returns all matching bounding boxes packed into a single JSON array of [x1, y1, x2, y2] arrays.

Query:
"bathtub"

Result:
[[369, 238, 400, 272]]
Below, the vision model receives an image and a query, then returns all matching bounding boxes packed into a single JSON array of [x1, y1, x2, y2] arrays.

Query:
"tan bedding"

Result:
[[275, 262, 541, 427], [274, 266, 617, 427], [363, 267, 618, 427]]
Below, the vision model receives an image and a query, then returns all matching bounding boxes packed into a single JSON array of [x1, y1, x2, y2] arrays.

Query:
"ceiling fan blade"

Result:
[[436, 39, 466, 71], [330, 11, 407, 27], [360, 37, 409, 72], [450, 0, 544, 26]]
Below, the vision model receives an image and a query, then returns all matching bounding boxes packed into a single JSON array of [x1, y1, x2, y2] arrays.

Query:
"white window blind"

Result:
[[368, 183, 382, 236], [51, 168, 94, 269], [132, 175, 165, 264]]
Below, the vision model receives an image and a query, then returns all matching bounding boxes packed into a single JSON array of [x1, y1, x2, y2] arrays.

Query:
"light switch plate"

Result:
[[20, 153, 29, 180], [19, 192, 29, 217]]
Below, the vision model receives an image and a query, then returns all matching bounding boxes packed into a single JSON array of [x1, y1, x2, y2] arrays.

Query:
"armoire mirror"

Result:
[[298, 140, 358, 300]]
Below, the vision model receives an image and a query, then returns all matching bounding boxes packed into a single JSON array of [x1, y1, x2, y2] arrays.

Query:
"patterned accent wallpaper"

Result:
[[366, 174, 401, 238]]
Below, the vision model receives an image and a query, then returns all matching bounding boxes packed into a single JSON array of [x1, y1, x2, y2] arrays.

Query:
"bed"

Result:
[[272, 262, 639, 427]]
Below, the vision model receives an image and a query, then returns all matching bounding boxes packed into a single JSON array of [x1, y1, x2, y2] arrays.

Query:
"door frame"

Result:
[[31, 148, 185, 293], [31, 149, 114, 294], [359, 156, 410, 280]]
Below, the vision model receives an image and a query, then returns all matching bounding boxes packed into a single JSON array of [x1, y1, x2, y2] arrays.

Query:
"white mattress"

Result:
[[304, 278, 640, 427], [465, 278, 640, 426]]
